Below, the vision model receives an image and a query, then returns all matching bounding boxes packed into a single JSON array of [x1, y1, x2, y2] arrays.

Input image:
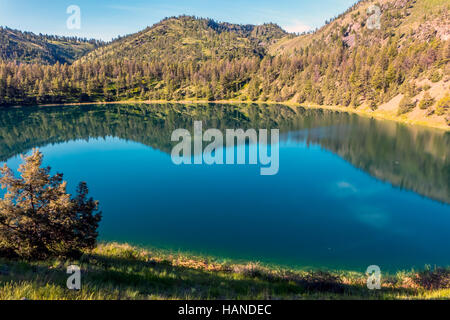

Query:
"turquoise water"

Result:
[[1, 104, 449, 272]]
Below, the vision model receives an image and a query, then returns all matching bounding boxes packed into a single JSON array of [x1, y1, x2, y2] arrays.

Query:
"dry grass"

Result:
[[0, 243, 449, 300]]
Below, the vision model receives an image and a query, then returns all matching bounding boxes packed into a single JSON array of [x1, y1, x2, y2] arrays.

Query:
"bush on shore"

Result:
[[397, 96, 417, 115], [0, 150, 101, 260]]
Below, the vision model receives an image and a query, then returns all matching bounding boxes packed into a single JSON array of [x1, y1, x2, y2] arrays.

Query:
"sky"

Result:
[[0, 0, 357, 41]]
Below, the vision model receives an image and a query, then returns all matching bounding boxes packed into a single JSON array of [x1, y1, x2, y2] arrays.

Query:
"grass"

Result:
[[0, 243, 449, 300]]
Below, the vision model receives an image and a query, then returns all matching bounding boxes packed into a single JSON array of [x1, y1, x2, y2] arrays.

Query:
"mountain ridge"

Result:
[[0, 26, 103, 64], [79, 15, 288, 63]]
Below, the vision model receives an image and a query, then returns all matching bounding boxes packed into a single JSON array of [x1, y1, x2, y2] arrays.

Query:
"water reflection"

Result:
[[0, 103, 449, 203]]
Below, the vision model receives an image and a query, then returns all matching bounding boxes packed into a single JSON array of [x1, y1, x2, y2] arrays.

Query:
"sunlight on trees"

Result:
[[0, 149, 101, 260]]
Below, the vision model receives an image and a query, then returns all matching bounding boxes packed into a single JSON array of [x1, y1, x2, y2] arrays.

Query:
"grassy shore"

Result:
[[0, 243, 449, 300]]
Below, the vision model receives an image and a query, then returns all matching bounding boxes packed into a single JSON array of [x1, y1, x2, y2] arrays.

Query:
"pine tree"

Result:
[[397, 95, 416, 115], [0, 149, 102, 260], [419, 91, 435, 109]]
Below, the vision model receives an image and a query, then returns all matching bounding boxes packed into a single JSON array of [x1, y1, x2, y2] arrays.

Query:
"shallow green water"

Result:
[[1, 103, 449, 271]]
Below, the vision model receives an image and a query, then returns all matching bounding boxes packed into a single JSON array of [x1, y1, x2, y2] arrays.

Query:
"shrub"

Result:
[[418, 92, 435, 109], [368, 100, 378, 111], [0, 149, 102, 260], [429, 70, 443, 83], [297, 94, 307, 104], [435, 94, 449, 116], [414, 268, 450, 290], [402, 82, 419, 97], [397, 95, 416, 115]]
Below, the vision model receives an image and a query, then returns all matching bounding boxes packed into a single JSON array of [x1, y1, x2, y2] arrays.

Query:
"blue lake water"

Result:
[[1, 103, 449, 272]]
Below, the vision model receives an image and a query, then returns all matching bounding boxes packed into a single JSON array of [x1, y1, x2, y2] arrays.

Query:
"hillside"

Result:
[[269, 0, 449, 55], [81, 16, 287, 63], [0, 1, 448, 128], [261, 0, 450, 126], [0, 27, 102, 64]]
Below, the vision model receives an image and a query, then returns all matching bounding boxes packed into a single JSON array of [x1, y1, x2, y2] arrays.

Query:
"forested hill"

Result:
[[0, 27, 103, 64], [0, 0, 448, 128], [81, 16, 288, 63]]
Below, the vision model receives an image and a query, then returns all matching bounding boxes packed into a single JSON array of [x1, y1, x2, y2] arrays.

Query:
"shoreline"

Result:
[[11, 99, 449, 131], [1, 242, 449, 300]]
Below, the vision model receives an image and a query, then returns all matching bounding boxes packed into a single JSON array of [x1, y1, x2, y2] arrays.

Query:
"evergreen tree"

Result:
[[0, 149, 102, 260]]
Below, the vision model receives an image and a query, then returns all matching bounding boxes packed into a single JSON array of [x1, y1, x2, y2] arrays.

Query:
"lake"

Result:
[[1, 103, 449, 272]]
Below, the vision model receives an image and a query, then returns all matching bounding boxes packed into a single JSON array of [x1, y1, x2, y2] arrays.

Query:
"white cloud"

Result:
[[283, 20, 311, 34], [354, 208, 390, 229], [336, 181, 358, 193]]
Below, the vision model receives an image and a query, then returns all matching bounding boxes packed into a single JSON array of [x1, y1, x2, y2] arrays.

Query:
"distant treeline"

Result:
[[0, 35, 447, 107]]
